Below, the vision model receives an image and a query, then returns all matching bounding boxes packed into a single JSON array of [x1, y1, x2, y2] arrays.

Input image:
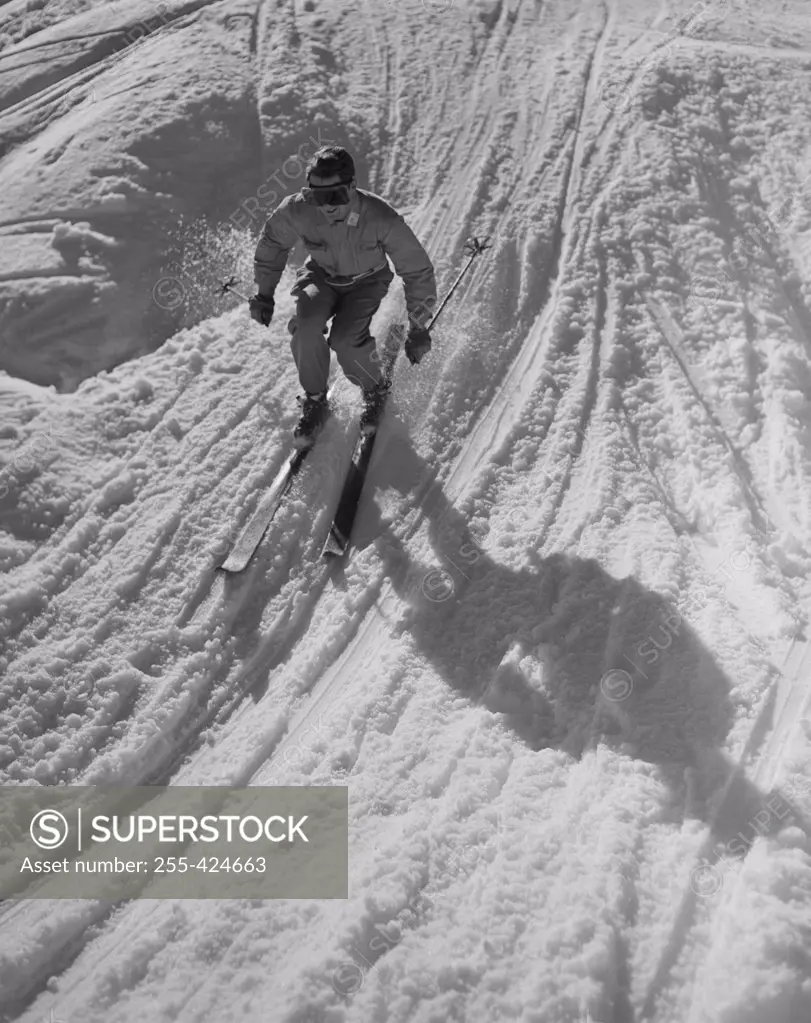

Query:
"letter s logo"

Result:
[[30, 809, 69, 849]]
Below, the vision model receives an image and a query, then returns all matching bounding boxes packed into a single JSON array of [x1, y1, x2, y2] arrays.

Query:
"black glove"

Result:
[[249, 293, 275, 327], [405, 326, 432, 365]]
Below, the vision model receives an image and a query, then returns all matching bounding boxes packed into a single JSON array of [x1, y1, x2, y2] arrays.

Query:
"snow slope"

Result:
[[2, 0, 811, 1021]]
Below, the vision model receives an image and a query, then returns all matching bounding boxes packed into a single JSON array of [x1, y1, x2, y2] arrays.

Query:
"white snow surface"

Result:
[[2, 0, 811, 1020]]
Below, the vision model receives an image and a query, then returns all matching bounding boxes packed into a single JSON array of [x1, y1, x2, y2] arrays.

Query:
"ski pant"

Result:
[[287, 259, 394, 394]]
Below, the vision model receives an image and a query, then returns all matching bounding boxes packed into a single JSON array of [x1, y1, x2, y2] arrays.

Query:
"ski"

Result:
[[220, 386, 337, 572], [320, 358, 398, 560], [220, 446, 311, 572], [321, 424, 380, 558]]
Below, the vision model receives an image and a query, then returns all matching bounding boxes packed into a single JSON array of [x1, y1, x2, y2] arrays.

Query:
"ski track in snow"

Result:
[[2, 0, 811, 1021]]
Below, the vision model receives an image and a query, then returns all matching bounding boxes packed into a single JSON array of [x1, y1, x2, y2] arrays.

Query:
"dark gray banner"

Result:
[[0, 786, 348, 899]]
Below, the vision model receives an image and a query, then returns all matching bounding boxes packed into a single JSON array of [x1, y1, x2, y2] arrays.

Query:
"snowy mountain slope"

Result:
[[2, 0, 811, 1021]]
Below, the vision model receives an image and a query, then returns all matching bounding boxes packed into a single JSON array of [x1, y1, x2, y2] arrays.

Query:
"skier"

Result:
[[250, 145, 437, 447]]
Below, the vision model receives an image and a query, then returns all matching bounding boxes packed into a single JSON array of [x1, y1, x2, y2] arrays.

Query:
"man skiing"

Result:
[[250, 145, 437, 447]]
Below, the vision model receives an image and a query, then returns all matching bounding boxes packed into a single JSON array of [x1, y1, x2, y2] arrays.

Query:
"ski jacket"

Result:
[[254, 187, 437, 330]]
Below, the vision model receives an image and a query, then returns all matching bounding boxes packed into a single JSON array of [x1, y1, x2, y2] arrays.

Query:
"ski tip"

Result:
[[321, 530, 348, 559], [220, 557, 246, 573]]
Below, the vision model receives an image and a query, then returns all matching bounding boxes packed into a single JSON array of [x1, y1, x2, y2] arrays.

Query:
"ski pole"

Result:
[[426, 235, 491, 330], [384, 235, 490, 373]]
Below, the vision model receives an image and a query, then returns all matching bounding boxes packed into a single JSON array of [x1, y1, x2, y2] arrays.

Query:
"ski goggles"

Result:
[[307, 178, 353, 206]]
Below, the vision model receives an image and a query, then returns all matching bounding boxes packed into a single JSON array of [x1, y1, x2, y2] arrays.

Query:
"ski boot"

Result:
[[360, 379, 390, 435], [293, 389, 330, 449]]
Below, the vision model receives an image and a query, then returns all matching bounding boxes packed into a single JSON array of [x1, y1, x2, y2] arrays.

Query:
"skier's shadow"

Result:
[[349, 411, 809, 850]]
